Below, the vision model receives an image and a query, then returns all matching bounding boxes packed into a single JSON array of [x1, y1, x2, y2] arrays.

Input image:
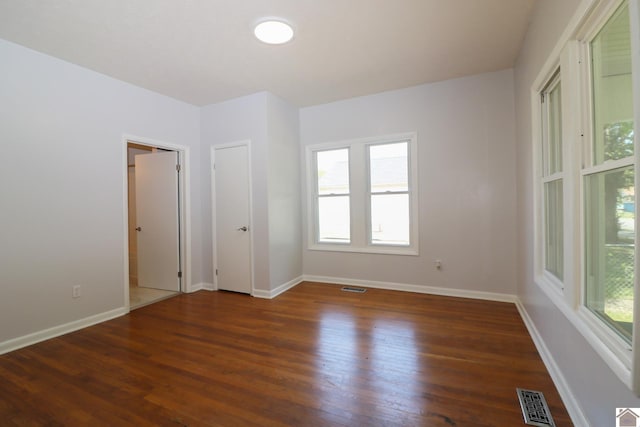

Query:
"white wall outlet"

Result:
[[435, 259, 442, 270], [72, 285, 81, 298]]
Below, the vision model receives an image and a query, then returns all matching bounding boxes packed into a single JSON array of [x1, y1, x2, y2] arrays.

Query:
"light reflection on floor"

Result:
[[371, 319, 419, 413], [315, 309, 420, 422]]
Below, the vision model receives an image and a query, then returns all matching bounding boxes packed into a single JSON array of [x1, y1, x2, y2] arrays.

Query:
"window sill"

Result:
[[308, 244, 419, 256], [538, 271, 565, 299]]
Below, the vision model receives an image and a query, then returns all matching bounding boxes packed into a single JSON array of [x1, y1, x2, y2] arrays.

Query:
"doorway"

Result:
[[212, 142, 253, 294], [126, 140, 184, 309]]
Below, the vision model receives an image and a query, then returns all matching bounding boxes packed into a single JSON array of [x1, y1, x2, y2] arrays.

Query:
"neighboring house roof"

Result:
[[370, 157, 408, 188], [319, 157, 407, 191], [318, 160, 349, 190]]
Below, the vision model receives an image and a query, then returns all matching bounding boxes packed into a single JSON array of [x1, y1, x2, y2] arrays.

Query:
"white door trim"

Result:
[[122, 134, 192, 311], [211, 140, 255, 295]]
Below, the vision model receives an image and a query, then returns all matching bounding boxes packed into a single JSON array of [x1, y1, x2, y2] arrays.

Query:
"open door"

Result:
[[134, 151, 181, 292]]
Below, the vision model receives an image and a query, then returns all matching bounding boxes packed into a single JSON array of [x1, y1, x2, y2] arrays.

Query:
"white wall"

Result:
[[0, 39, 201, 344], [200, 92, 302, 293], [514, 1, 640, 425], [200, 93, 270, 291], [299, 70, 518, 296], [267, 93, 303, 288]]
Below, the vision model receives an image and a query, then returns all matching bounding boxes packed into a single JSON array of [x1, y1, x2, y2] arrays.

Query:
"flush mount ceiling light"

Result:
[[254, 20, 294, 44]]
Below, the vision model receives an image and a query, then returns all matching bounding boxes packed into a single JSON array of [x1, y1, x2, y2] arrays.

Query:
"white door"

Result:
[[135, 151, 181, 292], [214, 145, 252, 294]]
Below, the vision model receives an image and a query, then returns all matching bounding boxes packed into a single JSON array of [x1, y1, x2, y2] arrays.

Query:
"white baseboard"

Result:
[[515, 300, 590, 427], [253, 276, 304, 299], [302, 275, 517, 303], [187, 282, 214, 293], [0, 276, 587, 427], [270, 275, 304, 298], [252, 289, 271, 299], [187, 282, 203, 293], [301, 275, 586, 426], [0, 307, 127, 355]]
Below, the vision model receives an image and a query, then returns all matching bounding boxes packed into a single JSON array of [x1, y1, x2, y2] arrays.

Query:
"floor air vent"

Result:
[[516, 388, 555, 427], [341, 286, 366, 293]]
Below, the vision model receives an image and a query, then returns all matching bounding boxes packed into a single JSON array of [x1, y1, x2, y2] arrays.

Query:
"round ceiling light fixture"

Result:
[[254, 19, 294, 45]]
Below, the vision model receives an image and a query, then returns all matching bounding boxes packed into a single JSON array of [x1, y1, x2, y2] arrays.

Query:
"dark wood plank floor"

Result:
[[0, 282, 572, 426]]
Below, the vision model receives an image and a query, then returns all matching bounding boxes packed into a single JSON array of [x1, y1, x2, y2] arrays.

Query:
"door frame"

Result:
[[122, 134, 191, 311], [211, 141, 255, 295]]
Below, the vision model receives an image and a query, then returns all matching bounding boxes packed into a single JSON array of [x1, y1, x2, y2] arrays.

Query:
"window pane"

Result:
[[318, 196, 350, 243], [544, 179, 564, 280], [591, 4, 634, 165], [369, 142, 408, 192], [585, 166, 635, 342], [548, 82, 563, 175], [317, 149, 349, 195], [370, 194, 409, 245]]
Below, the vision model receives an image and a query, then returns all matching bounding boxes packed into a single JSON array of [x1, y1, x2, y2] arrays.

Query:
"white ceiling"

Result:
[[0, 0, 536, 107]]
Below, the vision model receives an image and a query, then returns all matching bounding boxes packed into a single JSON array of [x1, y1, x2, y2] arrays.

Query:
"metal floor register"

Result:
[[516, 388, 555, 427]]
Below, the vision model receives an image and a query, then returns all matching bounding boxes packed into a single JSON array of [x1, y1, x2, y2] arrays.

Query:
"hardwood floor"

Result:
[[0, 282, 572, 426]]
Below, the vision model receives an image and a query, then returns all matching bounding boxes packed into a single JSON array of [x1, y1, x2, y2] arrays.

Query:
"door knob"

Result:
[[135, 226, 142, 231], [237, 226, 248, 232]]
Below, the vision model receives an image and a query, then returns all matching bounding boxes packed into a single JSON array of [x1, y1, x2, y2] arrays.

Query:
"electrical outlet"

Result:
[[72, 285, 81, 298], [435, 259, 442, 270]]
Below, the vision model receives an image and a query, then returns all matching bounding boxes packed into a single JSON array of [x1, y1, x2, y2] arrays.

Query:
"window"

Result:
[[315, 148, 350, 243], [532, 0, 640, 389], [307, 133, 418, 255], [584, 2, 635, 344], [541, 71, 564, 283], [369, 142, 410, 246]]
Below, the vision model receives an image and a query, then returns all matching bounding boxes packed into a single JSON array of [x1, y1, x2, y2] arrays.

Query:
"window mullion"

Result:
[[562, 40, 582, 307], [579, 41, 594, 170], [350, 143, 367, 247]]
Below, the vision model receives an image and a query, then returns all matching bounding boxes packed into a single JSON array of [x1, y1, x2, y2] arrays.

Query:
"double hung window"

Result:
[[369, 142, 411, 246], [315, 148, 351, 243], [584, 2, 635, 343], [308, 133, 418, 255], [534, 0, 639, 388], [541, 71, 565, 284]]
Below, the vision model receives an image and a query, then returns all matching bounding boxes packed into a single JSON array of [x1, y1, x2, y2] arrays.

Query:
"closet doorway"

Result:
[[127, 141, 183, 309]]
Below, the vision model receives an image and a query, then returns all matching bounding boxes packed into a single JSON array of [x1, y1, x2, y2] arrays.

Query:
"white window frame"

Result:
[[313, 147, 352, 245], [532, 0, 640, 392], [539, 69, 566, 292], [306, 132, 419, 256], [579, 0, 635, 360]]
